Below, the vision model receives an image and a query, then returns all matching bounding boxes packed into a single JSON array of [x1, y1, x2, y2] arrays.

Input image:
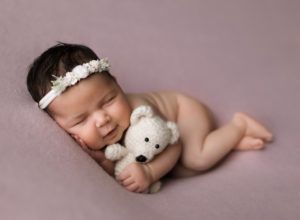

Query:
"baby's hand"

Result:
[[80, 144, 115, 176], [117, 163, 153, 193]]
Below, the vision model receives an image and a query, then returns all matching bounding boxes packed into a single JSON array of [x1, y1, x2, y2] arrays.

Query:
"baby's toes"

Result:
[[251, 139, 265, 150], [236, 136, 265, 151], [235, 112, 273, 142], [264, 132, 274, 142]]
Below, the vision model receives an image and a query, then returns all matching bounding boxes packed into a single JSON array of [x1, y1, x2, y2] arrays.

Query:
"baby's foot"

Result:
[[236, 136, 265, 150], [234, 112, 273, 142]]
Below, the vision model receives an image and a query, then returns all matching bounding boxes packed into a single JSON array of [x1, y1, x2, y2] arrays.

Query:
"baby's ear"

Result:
[[130, 105, 153, 125], [167, 122, 180, 144]]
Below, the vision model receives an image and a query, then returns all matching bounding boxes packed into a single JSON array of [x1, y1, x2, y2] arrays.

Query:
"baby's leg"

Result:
[[177, 94, 273, 172]]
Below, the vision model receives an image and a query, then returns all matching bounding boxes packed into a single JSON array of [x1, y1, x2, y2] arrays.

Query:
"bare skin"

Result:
[[47, 75, 273, 192], [123, 92, 273, 180]]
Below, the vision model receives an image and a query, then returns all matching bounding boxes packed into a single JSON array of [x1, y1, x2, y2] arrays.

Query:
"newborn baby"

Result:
[[26, 42, 273, 193]]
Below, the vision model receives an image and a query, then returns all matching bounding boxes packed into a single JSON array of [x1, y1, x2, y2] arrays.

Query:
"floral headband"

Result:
[[38, 58, 110, 109]]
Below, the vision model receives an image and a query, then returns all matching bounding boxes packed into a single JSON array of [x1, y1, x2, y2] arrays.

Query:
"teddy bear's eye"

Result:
[[155, 144, 160, 149], [144, 137, 149, 142]]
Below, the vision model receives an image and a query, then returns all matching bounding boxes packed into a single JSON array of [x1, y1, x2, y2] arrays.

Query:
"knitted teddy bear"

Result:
[[105, 105, 179, 193]]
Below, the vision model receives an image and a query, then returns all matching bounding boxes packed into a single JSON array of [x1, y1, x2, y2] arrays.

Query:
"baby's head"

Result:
[[27, 42, 132, 150]]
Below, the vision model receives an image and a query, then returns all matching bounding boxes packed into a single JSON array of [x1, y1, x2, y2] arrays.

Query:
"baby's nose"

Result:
[[136, 155, 147, 163], [95, 114, 110, 128]]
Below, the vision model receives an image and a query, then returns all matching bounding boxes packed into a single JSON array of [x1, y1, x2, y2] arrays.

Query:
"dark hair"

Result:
[[26, 42, 115, 109]]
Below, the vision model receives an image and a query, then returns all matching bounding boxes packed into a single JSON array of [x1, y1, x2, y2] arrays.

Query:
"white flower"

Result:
[[99, 58, 110, 71], [72, 65, 89, 79], [51, 76, 68, 92], [88, 60, 101, 72], [40, 59, 111, 109], [47, 59, 110, 101], [64, 72, 78, 85]]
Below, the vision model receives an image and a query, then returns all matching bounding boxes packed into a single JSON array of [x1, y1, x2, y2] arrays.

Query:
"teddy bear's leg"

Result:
[[148, 181, 162, 194]]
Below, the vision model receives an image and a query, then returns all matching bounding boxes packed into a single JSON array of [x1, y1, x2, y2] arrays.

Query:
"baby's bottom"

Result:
[[169, 94, 273, 178]]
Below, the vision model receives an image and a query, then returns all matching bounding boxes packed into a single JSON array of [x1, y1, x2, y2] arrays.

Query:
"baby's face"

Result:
[[47, 74, 132, 151]]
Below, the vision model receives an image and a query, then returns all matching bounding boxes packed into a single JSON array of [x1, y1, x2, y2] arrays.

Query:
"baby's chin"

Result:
[[117, 125, 129, 144], [104, 125, 126, 146]]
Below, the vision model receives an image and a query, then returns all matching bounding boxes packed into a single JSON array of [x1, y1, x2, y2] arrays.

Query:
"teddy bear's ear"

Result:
[[167, 121, 180, 144], [130, 105, 154, 125]]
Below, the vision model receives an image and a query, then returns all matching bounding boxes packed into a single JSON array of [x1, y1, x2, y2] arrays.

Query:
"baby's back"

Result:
[[126, 91, 179, 123]]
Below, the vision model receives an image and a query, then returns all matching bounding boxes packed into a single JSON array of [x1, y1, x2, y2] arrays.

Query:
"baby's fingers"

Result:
[[122, 177, 135, 187], [126, 183, 139, 192], [117, 170, 131, 182]]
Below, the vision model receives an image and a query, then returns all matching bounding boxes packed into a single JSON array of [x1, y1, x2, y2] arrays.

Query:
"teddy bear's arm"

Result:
[[105, 143, 128, 161]]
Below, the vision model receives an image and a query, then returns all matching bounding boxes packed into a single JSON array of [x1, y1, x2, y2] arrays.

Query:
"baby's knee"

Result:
[[181, 155, 212, 172], [169, 163, 200, 178]]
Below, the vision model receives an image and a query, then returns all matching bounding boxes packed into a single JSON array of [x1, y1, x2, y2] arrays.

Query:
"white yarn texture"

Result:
[[105, 105, 179, 193]]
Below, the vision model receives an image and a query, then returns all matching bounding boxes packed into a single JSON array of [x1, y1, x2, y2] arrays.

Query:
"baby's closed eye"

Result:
[[73, 117, 87, 126], [103, 96, 115, 106]]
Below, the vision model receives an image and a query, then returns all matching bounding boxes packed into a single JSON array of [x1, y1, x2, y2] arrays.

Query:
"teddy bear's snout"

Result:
[[136, 155, 147, 163]]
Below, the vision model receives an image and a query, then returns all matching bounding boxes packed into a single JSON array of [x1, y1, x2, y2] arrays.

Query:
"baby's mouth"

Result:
[[103, 125, 118, 139]]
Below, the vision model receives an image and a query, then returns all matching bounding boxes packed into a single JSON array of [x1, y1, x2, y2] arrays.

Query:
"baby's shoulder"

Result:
[[125, 91, 181, 122]]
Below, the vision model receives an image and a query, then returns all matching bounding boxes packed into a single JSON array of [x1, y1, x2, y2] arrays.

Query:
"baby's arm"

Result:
[[78, 142, 114, 176], [82, 146, 115, 176], [117, 141, 181, 193], [146, 141, 182, 182], [72, 134, 115, 176]]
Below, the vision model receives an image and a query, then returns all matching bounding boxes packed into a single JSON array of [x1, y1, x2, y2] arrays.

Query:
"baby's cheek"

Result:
[[80, 126, 103, 150], [119, 105, 131, 128], [123, 114, 130, 129]]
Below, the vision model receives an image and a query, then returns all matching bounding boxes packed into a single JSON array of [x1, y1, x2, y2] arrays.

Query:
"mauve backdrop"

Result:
[[0, 0, 299, 219]]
